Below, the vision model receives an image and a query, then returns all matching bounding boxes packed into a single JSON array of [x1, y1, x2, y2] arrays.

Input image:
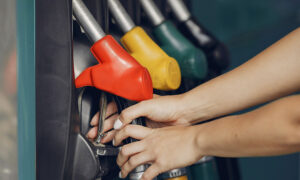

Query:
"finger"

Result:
[[117, 141, 146, 167], [121, 152, 153, 178], [86, 126, 98, 139], [153, 94, 160, 98], [90, 112, 99, 126], [106, 101, 118, 118], [141, 164, 161, 180], [102, 114, 118, 133], [100, 130, 117, 144], [114, 125, 153, 146], [114, 101, 149, 129], [91, 102, 118, 126]]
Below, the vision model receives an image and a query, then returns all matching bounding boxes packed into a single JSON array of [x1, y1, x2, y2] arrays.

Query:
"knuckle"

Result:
[[139, 101, 146, 106], [152, 147, 160, 156], [119, 111, 126, 121], [121, 107, 133, 121], [120, 146, 128, 156], [116, 157, 122, 167], [123, 125, 131, 135], [128, 157, 135, 167], [155, 159, 164, 168], [138, 101, 149, 111]]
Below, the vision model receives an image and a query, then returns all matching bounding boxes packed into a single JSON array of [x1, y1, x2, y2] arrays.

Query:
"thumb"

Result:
[[113, 101, 149, 130]]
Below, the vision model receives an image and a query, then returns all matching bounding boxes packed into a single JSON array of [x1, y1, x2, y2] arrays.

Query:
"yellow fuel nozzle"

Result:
[[121, 26, 181, 91], [108, 0, 181, 91], [166, 176, 189, 180]]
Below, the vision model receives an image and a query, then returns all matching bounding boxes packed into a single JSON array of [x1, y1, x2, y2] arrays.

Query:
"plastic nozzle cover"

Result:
[[121, 27, 181, 91], [153, 20, 208, 80], [75, 35, 153, 101], [179, 18, 230, 71], [165, 176, 188, 180]]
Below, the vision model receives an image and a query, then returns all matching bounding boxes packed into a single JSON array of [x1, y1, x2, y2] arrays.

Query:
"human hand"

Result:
[[113, 94, 192, 130], [86, 101, 118, 143], [113, 125, 202, 180], [87, 94, 192, 143]]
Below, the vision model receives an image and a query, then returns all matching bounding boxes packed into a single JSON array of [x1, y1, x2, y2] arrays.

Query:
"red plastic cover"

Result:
[[75, 35, 153, 101]]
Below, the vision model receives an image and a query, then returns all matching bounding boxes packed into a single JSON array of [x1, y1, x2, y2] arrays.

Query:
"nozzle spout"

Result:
[[167, 0, 191, 22], [108, 0, 136, 33], [140, 0, 165, 26], [72, 0, 106, 42]]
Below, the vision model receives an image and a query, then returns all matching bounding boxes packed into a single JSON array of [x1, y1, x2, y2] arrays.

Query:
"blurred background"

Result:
[[0, 0, 17, 180], [1, 0, 300, 180]]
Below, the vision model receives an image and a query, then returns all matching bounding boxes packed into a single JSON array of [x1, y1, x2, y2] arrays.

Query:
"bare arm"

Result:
[[197, 95, 300, 157], [183, 27, 300, 123]]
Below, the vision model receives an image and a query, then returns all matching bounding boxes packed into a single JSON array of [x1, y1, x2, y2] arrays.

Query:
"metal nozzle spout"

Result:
[[108, 0, 136, 33], [72, 0, 106, 43], [140, 0, 165, 26], [166, 0, 191, 22]]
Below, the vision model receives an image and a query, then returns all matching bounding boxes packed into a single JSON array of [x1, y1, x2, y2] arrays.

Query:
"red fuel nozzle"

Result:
[[75, 35, 153, 101]]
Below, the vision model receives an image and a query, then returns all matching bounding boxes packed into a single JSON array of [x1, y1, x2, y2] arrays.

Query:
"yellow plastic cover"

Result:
[[121, 26, 181, 91]]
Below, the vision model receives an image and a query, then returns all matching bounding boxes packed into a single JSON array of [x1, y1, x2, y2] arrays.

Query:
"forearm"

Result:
[[180, 28, 300, 123], [195, 95, 300, 157]]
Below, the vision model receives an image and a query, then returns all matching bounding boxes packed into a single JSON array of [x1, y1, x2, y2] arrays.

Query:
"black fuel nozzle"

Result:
[[167, 0, 230, 72]]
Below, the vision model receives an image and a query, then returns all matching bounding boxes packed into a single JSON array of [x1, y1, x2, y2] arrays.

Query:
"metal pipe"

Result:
[[140, 0, 165, 26], [72, 0, 106, 43], [108, 0, 135, 33], [166, 0, 191, 22], [129, 164, 157, 180]]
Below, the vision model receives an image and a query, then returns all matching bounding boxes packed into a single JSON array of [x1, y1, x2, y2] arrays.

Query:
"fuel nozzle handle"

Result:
[[72, 0, 105, 42], [140, 0, 165, 26], [72, 0, 153, 101], [139, 0, 208, 80], [166, 0, 218, 50], [107, 0, 182, 91], [167, 0, 230, 71], [107, 0, 135, 33]]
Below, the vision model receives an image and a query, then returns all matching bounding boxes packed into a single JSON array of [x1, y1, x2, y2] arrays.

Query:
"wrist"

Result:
[[178, 91, 215, 124], [190, 125, 210, 159]]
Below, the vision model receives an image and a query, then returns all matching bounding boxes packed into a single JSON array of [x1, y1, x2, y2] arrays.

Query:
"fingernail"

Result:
[[112, 139, 115, 146], [119, 171, 123, 178], [114, 118, 123, 130]]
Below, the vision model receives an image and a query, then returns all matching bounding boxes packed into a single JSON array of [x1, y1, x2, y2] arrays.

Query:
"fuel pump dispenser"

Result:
[[108, 0, 181, 91], [73, 0, 152, 101], [71, 0, 155, 179], [166, 0, 230, 74], [139, 0, 208, 81]]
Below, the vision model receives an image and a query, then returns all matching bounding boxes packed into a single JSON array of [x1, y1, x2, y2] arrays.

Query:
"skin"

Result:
[[87, 27, 300, 179], [114, 95, 300, 179], [86, 101, 118, 140]]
